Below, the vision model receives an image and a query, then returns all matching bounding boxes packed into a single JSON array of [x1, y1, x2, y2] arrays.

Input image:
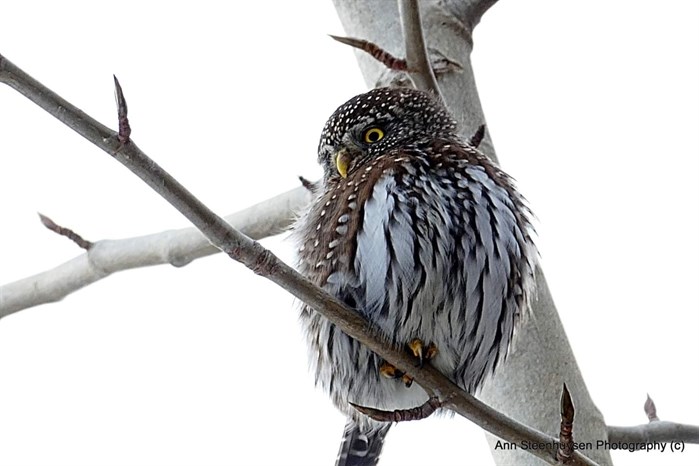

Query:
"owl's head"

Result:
[[318, 87, 457, 180]]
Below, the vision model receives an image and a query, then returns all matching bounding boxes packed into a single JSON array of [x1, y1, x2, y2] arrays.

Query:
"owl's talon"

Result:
[[408, 339, 423, 360], [380, 340, 439, 387], [380, 362, 405, 380], [407, 338, 439, 367], [380, 362, 414, 388], [424, 342, 439, 361]]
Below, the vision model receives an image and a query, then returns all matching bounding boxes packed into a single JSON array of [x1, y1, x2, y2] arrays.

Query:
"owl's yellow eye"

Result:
[[363, 127, 385, 144]]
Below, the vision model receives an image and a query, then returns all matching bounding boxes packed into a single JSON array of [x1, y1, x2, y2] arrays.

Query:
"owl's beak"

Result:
[[335, 148, 350, 178]]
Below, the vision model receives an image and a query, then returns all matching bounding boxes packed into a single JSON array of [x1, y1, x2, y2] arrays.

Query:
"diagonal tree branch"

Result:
[[0, 52, 597, 466]]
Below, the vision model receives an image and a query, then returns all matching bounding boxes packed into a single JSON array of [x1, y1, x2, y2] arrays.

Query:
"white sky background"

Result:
[[0, 1, 697, 465]]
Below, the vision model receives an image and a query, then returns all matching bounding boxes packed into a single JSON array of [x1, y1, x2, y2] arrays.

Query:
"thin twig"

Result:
[[469, 124, 486, 148], [328, 36, 462, 80], [398, 0, 442, 99], [113, 75, 131, 144], [0, 52, 597, 466], [645, 394, 659, 422], [38, 213, 93, 250], [557, 383, 575, 463], [329, 35, 408, 71], [298, 175, 317, 193]]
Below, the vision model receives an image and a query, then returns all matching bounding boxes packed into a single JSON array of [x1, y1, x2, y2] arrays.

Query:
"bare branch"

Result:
[[329, 35, 408, 71], [38, 213, 93, 250], [0, 186, 309, 318], [0, 53, 597, 466], [398, 0, 442, 98], [607, 395, 699, 444], [608, 421, 699, 444]]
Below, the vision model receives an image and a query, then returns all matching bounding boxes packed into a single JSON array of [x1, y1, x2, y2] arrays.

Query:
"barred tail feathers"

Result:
[[335, 419, 391, 466]]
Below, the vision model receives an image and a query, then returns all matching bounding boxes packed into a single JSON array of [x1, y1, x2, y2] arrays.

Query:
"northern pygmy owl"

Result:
[[293, 88, 537, 466]]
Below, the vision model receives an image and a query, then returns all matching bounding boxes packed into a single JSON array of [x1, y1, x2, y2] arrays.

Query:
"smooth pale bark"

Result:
[[331, 1, 612, 464], [0, 186, 310, 318]]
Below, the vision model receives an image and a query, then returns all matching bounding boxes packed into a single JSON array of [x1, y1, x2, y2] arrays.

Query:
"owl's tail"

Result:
[[335, 419, 391, 466]]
